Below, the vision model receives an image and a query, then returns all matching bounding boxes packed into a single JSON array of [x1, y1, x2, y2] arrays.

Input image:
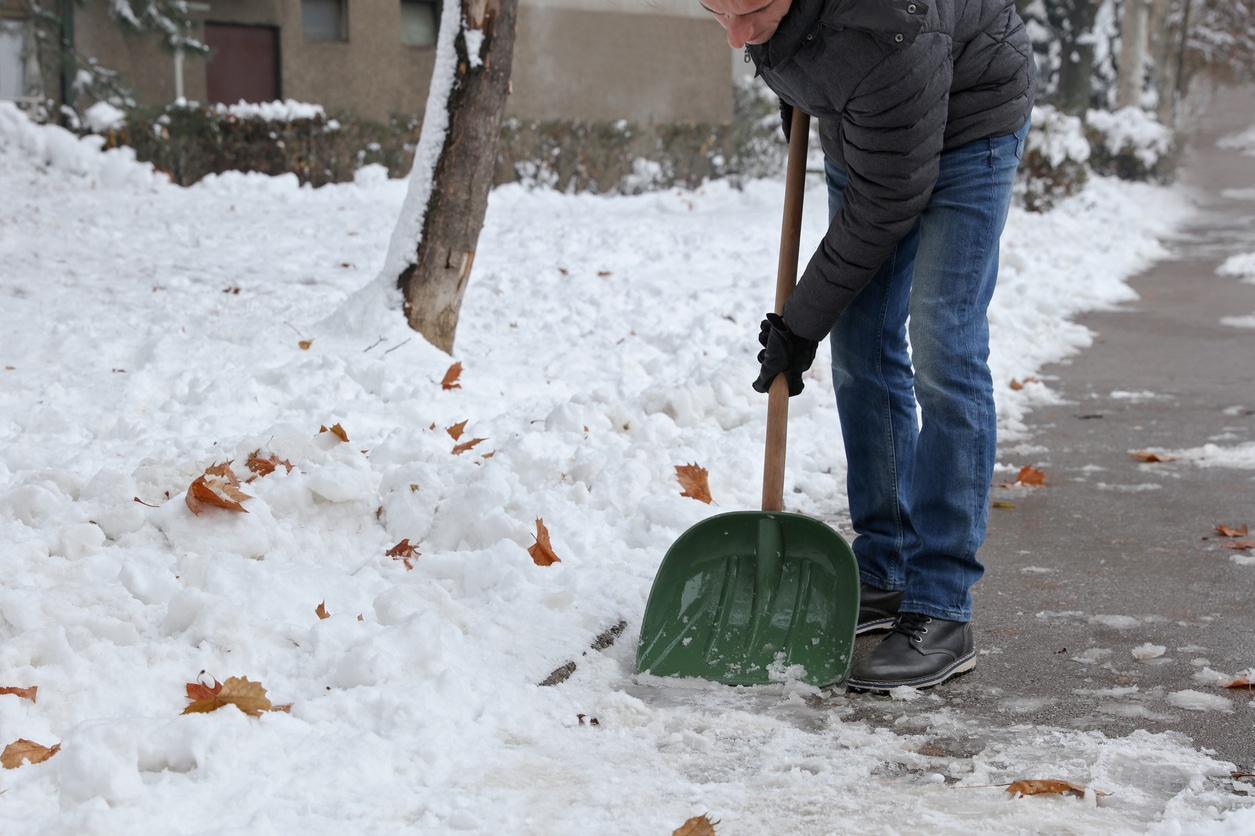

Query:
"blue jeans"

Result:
[[826, 119, 1028, 622]]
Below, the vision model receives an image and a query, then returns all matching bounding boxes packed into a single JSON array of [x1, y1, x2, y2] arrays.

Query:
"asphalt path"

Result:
[[840, 86, 1255, 774]]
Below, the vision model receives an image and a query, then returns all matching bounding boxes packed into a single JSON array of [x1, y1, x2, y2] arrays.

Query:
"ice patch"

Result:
[[1089, 615, 1142, 630], [1132, 643, 1167, 660], [1165, 690, 1234, 713]]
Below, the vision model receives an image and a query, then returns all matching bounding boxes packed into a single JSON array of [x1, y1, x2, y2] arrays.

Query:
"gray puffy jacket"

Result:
[[746, 0, 1036, 341]]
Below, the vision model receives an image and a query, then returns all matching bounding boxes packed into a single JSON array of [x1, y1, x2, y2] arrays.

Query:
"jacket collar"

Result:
[[747, 0, 824, 71]]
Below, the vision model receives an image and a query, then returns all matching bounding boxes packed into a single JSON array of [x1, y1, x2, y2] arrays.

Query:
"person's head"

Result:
[[700, 0, 794, 49]]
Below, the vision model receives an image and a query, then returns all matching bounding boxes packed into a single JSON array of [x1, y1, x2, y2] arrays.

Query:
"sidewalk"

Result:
[[850, 87, 1255, 771]]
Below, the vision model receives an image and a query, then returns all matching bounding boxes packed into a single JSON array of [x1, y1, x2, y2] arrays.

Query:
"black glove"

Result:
[[779, 99, 794, 143], [753, 313, 818, 397]]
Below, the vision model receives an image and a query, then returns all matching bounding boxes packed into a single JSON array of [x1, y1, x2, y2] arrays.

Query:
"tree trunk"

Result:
[[1116, 0, 1151, 109], [399, 0, 517, 354]]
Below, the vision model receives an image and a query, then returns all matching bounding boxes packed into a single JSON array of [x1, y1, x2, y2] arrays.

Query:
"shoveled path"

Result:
[[845, 87, 1255, 772]]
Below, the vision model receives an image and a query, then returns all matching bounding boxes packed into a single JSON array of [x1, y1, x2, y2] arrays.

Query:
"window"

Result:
[[401, 0, 439, 48], [302, 0, 346, 41]]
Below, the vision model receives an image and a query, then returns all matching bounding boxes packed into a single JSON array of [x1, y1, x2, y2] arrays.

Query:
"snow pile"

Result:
[[1, 104, 1253, 833], [1217, 251, 1255, 282], [1087, 106, 1176, 170], [0, 101, 163, 189]]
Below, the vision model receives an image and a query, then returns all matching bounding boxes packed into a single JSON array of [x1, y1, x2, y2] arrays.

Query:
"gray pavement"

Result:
[[842, 87, 1255, 772]]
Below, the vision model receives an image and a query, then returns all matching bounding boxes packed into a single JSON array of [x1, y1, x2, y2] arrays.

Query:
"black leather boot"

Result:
[[857, 583, 904, 635], [846, 612, 975, 691]]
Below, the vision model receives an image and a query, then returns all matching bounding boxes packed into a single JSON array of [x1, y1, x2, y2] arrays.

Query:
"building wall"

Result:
[[65, 0, 731, 125]]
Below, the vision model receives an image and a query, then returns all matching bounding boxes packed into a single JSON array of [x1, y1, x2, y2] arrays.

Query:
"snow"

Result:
[[2, 100, 1254, 832]]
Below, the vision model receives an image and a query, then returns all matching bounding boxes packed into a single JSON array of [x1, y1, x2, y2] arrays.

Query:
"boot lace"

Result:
[[890, 612, 933, 643]]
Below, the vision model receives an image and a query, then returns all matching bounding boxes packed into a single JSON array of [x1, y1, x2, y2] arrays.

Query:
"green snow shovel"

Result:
[[635, 110, 860, 688]]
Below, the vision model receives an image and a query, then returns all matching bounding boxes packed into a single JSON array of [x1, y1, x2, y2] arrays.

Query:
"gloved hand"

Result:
[[752, 313, 818, 397], [779, 99, 794, 143]]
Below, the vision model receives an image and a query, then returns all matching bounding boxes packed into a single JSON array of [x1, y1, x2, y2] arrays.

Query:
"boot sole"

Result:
[[844, 650, 977, 692], [854, 616, 896, 636]]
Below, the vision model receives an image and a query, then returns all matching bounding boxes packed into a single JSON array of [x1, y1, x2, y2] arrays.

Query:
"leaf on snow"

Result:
[[1000, 465, 1046, 488], [441, 362, 463, 390], [181, 676, 273, 717], [1008, 376, 1038, 391], [320, 423, 349, 442], [185, 461, 252, 515], [528, 518, 562, 566], [185, 676, 223, 702], [673, 814, 720, 836], [316, 601, 330, 620], [1003, 779, 1110, 798], [1221, 675, 1252, 689], [1215, 523, 1250, 538], [453, 437, 487, 455], [676, 463, 713, 504], [387, 538, 420, 570], [0, 685, 36, 702], [1, 739, 60, 769], [245, 451, 294, 481], [1131, 450, 1180, 463], [446, 420, 468, 441]]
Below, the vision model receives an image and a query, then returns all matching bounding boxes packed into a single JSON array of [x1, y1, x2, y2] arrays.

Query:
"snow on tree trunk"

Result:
[[1116, 0, 1151, 109], [382, 0, 517, 354]]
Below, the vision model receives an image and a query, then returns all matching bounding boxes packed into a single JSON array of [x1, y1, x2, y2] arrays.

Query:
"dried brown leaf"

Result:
[[453, 437, 487, 455], [182, 676, 272, 717], [528, 518, 562, 566], [1222, 675, 1252, 689], [1, 739, 60, 769], [446, 420, 468, 441], [676, 463, 713, 504], [1131, 450, 1180, 463], [387, 538, 420, 570], [1218, 540, 1255, 551], [1000, 465, 1046, 488], [245, 452, 294, 480], [1004, 779, 1110, 798], [1215, 523, 1250, 538], [0, 685, 36, 703], [673, 814, 719, 836], [441, 362, 464, 390], [320, 423, 349, 442], [316, 601, 330, 620], [185, 462, 252, 515], [185, 676, 222, 702]]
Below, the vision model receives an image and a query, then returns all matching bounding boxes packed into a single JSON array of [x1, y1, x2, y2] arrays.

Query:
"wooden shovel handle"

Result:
[[762, 108, 810, 513]]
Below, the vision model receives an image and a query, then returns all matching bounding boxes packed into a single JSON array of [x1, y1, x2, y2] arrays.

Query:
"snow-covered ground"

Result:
[[1, 101, 1253, 833]]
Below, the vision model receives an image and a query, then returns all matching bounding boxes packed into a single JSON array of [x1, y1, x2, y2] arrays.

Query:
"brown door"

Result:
[[205, 23, 280, 105]]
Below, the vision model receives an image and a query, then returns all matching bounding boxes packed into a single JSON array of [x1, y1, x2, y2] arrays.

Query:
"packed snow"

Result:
[[2, 101, 1254, 833]]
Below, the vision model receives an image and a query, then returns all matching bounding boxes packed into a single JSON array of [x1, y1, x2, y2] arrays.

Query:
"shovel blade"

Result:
[[636, 511, 859, 687]]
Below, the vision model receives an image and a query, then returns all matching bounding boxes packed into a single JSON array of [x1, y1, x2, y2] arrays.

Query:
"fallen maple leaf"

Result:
[[245, 451, 294, 480], [316, 601, 330, 620], [1215, 523, 1250, 538], [441, 362, 463, 390], [185, 461, 253, 515], [1008, 376, 1038, 391], [1218, 540, 1255, 550], [1003, 779, 1110, 798], [673, 814, 719, 836], [1131, 450, 1180, 463], [1, 739, 60, 769], [320, 423, 349, 442], [387, 538, 420, 570], [676, 463, 713, 504], [182, 676, 273, 717], [453, 437, 487, 455], [186, 676, 223, 702], [1000, 465, 1046, 488], [0, 685, 36, 702], [446, 420, 468, 441], [528, 518, 562, 566]]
